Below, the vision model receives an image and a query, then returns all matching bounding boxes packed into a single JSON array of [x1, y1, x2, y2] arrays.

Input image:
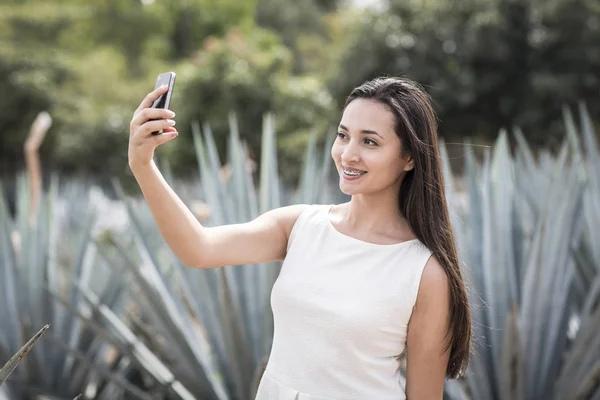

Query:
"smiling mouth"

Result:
[[342, 166, 367, 176]]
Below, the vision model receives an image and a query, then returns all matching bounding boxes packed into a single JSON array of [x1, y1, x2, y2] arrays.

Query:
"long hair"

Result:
[[344, 77, 471, 378]]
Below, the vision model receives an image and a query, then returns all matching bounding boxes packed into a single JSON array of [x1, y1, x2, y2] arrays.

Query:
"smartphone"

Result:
[[150, 71, 176, 135]]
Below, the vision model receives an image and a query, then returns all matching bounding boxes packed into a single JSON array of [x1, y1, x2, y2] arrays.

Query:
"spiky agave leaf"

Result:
[[49, 282, 197, 400], [0, 325, 50, 386], [0, 180, 20, 371], [443, 105, 599, 400], [552, 104, 600, 400], [460, 143, 495, 400], [0, 171, 152, 398]]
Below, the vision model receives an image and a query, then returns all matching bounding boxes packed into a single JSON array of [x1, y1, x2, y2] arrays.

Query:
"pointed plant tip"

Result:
[[0, 324, 51, 383]]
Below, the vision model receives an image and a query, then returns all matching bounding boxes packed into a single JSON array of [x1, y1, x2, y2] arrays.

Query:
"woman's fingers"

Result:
[[135, 85, 169, 114], [130, 108, 175, 131], [136, 119, 176, 137], [161, 127, 177, 134], [151, 129, 179, 145], [128, 87, 178, 169]]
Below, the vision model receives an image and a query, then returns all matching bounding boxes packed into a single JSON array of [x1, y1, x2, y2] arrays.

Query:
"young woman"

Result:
[[128, 76, 471, 400]]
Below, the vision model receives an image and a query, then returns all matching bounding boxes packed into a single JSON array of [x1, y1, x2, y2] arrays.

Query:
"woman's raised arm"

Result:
[[129, 86, 307, 269]]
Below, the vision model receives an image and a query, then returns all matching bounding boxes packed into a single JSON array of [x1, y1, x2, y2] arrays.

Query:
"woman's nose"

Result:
[[340, 142, 360, 163]]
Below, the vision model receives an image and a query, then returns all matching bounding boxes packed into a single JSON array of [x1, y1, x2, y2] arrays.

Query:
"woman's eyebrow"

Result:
[[339, 124, 385, 139]]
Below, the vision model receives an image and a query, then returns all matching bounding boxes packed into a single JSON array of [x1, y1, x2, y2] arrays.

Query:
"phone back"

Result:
[[152, 72, 176, 109]]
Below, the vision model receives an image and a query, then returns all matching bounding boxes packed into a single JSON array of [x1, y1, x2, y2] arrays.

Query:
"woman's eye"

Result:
[[336, 133, 377, 146]]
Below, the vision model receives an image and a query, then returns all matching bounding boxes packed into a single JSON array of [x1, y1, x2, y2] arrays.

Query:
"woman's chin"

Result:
[[339, 181, 362, 196]]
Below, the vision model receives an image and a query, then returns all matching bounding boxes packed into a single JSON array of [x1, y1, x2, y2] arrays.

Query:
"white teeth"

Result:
[[343, 167, 366, 176]]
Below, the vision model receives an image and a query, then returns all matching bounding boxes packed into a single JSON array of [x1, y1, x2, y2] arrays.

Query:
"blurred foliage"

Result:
[[168, 27, 334, 183], [255, 0, 340, 74], [328, 0, 600, 148], [1, 0, 599, 187], [0, 0, 336, 188]]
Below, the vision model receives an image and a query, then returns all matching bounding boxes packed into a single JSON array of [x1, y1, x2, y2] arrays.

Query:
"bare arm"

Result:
[[405, 256, 452, 399], [131, 161, 307, 268], [129, 86, 308, 268], [201, 204, 308, 268]]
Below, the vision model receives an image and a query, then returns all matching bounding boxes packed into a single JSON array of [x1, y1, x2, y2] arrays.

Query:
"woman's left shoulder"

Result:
[[416, 256, 450, 306]]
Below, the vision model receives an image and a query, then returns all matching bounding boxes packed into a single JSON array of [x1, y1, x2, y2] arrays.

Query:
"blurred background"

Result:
[[1, 0, 598, 187], [1, 0, 600, 399]]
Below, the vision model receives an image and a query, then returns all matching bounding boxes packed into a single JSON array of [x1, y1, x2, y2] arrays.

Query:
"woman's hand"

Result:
[[128, 85, 178, 171]]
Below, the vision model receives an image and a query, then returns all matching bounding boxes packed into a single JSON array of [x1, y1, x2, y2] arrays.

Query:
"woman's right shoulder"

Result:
[[269, 204, 312, 236], [268, 204, 325, 239]]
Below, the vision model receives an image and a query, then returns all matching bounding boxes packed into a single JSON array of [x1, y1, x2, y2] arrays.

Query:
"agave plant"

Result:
[[0, 171, 162, 399], [0, 325, 50, 386], [440, 103, 600, 400], [553, 104, 600, 400], [0, 325, 49, 400], [3, 103, 598, 400]]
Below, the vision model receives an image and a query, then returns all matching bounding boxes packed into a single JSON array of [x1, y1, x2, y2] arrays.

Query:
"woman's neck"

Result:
[[342, 191, 412, 236]]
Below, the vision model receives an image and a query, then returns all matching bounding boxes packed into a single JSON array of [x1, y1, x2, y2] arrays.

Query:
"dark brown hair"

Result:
[[344, 76, 471, 378]]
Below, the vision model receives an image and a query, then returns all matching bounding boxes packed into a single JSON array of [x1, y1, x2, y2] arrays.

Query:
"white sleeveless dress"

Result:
[[254, 204, 433, 400]]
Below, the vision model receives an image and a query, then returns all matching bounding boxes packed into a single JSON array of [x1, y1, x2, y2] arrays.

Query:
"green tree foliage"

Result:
[[0, 1, 160, 179], [255, 0, 340, 73], [2, 0, 598, 184], [167, 27, 334, 183], [329, 0, 600, 147], [165, 0, 257, 59], [0, 1, 74, 173], [0, 0, 334, 186]]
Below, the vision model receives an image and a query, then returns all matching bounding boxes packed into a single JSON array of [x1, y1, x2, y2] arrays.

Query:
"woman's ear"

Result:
[[404, 155, 415, 172]]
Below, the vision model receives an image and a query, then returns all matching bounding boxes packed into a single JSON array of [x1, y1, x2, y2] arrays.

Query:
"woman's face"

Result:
[[331, 98, 414, 197]]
